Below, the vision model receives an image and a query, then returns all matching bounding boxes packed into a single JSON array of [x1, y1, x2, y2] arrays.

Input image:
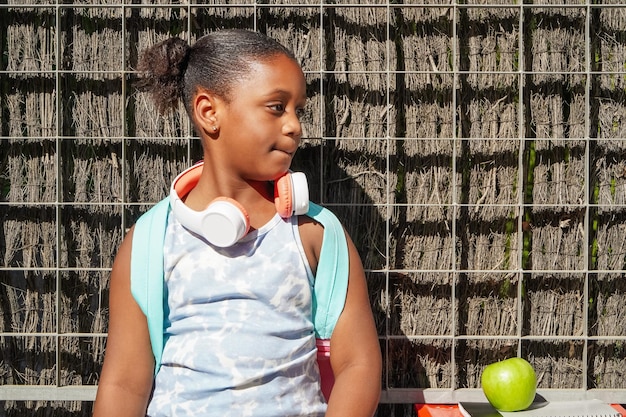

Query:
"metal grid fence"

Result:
[[1, 0, 626, 414]]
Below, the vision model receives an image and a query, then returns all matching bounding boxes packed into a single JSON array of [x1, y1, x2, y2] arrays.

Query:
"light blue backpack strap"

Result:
[[307, 202, 350, 339], [130, 197, 170, 376]]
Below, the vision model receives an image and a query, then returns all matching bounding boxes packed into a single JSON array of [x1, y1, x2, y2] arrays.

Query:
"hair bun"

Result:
[[136, 37, 190, 114], [153, 37, 190, 79]]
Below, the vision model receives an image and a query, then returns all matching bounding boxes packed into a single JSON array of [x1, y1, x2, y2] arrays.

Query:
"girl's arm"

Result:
[[93, 228, 155, 417], [325, 232, 382, 417]]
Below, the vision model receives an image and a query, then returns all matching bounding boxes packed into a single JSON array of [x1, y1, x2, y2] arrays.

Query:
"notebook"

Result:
[[458, 399, 621, 417]]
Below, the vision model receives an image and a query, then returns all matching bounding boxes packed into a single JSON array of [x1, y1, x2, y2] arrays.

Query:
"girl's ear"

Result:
[[193, 90, 219, 135]]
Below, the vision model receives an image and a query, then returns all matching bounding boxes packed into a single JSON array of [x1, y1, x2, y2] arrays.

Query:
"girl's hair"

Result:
[[136, 29, 298, 115]]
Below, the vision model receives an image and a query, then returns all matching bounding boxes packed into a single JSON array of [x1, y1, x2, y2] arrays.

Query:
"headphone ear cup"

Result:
[[201, 197, 250, 247], [274, 172, 309, 218], [170, 163, 251, 247], [170, 194, 251, 248], [274, 174, 293, 218]]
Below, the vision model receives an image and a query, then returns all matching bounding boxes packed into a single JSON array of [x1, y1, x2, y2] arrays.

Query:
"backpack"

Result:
[[129, 198, 349, 401]]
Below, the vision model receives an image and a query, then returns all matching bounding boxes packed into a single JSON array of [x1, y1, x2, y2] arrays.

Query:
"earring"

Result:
[[212, 126, 218, 132]]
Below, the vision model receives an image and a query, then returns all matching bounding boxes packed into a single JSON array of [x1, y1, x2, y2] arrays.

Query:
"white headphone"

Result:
[[169, 162, 309, 247]]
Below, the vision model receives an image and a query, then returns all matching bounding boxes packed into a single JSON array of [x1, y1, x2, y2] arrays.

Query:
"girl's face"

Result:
[[216, 53, 307, 182]]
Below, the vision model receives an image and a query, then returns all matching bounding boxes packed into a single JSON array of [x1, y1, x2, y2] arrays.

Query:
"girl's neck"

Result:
[[183, 170, 277, 230]]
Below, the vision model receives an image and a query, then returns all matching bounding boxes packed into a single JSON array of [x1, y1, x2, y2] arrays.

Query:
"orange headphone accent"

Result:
[[169, 162, 309, 247]]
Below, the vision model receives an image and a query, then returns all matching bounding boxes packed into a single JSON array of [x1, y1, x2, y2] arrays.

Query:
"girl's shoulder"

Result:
[[298, 214, 325, 276], [297, 203, 347, 278]]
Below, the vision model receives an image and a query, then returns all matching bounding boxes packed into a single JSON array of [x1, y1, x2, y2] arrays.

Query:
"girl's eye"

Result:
[[295, 108, 306, 119], [269, 104, 285, 113]]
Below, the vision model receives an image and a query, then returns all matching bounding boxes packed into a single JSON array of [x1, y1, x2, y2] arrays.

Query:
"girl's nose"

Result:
[[283, 110, 303, 139]]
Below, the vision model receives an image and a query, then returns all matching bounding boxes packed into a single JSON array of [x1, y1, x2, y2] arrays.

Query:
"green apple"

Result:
[[481, 357, 537, 412]]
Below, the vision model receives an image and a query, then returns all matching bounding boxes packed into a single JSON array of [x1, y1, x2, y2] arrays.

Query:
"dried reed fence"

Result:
[[1, 2, 626, 417]]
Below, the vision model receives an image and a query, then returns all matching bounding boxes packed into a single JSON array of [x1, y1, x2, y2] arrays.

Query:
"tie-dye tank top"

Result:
[[146, 212, 327, 417]]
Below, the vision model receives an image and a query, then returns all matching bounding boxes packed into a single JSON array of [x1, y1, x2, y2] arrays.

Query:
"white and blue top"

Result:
[[145, 212, 328, 416]]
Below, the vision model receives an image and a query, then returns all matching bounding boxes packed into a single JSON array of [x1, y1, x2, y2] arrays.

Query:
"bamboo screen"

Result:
[[1, 1, 626, 416]]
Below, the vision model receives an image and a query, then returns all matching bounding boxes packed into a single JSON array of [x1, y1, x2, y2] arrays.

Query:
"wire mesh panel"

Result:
[[1, 1, 626, 416]]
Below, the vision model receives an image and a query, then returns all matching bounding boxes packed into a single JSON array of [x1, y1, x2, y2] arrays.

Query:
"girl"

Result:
[[93, 29, 381, 417]]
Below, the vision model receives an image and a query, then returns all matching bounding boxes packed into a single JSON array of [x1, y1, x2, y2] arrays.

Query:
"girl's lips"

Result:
[[272, 147, 294, 156]]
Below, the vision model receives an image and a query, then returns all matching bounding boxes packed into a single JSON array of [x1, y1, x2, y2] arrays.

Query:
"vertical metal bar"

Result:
[[319, 1, 325, 204], [582, 0, 592, 392], [121, 3, 127, 233], [187, 3, 192, 166], [254, 0, 258, 32], [450, 0, 458, 390], [385, 1, 391, 395], [517, 0, 525, 359], [54, 1, 62, 388]]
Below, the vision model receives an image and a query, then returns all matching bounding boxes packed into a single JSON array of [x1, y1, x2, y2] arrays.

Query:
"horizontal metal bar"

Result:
[[0, 267, 112, 271], [1, 3, 625, 10], [3, 70, 626, 76], [382, 335, 626, 341], [4, 201, 626, 210], [0, 137, 623, 142], [5, 333, 626, 340], [3, 266, 626, 275], [0, 333, 107, 337], [5, 135, 626, 142]]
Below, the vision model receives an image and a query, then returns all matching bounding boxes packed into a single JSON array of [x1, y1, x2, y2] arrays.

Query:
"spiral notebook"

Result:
[[458, 399, 622, 417]]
